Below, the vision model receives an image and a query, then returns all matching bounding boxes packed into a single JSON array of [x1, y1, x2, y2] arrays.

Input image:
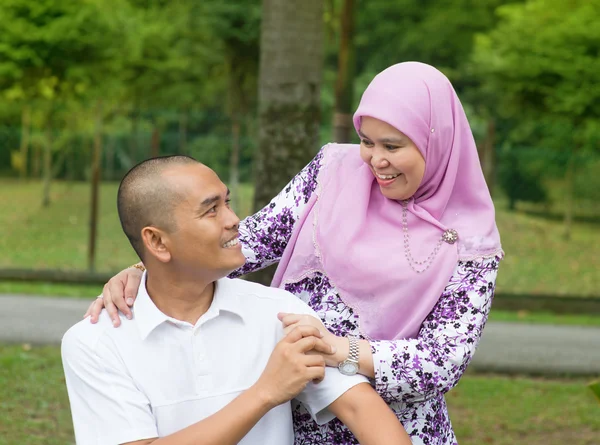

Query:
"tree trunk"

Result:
[[19, 106, 31, 179], [42, 128, 52, 207], [230, 116, 241, 214], [179, 108, 188, 155], [88, 101, 103, 272], [333, 0, 355, 143], [563, 153, 575, 241], [130, 108, 139, 165], [32, 140, 41, 178], [66, 145, 74, 181], [251, 0, 324, 285], [106, 135, 116, 181], [150, 122, 161, 158]]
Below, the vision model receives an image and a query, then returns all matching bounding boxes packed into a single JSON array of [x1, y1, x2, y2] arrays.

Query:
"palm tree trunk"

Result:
[[251, 0, 325, 285], [150, 122, 160, 158], [19, 106, 31, 180], [230, 116, 241, 214], [179, 108, 188, 155], [333, 0, 356, 143], [88, 101, 103, 271], [42, 127, 52, 207], [563, 153, 575, 240]]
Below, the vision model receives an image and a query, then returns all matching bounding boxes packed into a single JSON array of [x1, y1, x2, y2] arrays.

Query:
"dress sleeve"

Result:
[[368, 255, 502, 405], [281, 291, 370, 425], [229, 147, 325, 278]]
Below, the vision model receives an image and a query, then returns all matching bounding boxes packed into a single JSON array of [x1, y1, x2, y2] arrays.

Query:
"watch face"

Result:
[[339, 361, 359, 376]]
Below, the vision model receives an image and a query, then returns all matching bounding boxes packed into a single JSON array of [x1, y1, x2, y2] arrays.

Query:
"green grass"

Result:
[[0, 344, 74, 445], [446, 373, 600, 444], [1, 343, 598, 445], [489, 310, 600, 327], [0, 178, 599, 297]]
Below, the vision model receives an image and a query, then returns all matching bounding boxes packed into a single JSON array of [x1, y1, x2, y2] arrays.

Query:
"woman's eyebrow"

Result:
[[359, 130, 404, 144]]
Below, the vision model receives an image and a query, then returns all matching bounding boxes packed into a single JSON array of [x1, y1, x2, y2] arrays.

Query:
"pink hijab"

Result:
[[272, 62, 502, 341]]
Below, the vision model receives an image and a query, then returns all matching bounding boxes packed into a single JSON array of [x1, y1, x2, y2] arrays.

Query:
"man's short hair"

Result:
[[117, 155, 199, 260]]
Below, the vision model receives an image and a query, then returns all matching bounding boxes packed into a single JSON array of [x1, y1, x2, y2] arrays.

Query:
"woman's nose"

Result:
[[372, 151, 390, 169]]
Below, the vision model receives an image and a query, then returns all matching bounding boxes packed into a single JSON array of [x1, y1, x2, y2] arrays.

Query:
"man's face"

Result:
[[160, 164, 246, 279]]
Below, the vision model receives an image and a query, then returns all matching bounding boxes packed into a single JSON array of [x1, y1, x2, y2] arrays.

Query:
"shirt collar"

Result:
[[134, 273, 244, 341]]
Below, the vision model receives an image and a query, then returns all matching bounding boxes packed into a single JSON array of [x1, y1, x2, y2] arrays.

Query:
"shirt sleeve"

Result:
[[282, 293, 369, 425], [229, 147, 325, 278], [61, 325, 158, 445], [369, 255, 502, 405]]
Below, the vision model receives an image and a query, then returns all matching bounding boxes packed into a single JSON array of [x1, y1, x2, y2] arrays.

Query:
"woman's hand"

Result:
[[278, 313, 348, 367], [83, 265, 145, 326]]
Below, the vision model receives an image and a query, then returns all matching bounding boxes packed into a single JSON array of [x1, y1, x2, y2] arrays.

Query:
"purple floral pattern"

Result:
[[230, 150, 501, 445]]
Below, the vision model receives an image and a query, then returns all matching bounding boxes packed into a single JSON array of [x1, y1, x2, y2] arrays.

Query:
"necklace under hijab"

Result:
[[401, 200, 459, 273]]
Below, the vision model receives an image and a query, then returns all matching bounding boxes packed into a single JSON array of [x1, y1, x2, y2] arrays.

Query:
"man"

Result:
[[61, 156, 410, 445]]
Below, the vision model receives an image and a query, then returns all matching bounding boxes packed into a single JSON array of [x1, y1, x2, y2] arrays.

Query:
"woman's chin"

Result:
[[379, 186, 411, 201]]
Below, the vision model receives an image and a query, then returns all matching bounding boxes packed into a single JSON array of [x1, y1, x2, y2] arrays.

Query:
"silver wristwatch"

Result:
[[338, 335, 360, 376]]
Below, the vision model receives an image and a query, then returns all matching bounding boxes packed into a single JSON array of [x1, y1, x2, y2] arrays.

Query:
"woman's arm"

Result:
[[281, 256, 501, 403], [361, 256, 501, 403], [229, 147, 325, 278]]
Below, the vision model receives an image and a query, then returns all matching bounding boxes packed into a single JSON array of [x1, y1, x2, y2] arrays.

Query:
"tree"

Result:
[[252, 0, 325, 284], [472, 0, 600, 238], [354, 0, 523, 86], [0, 0, 128, 205], [205, 0, 260, 213], [332, 0, 356, 143]]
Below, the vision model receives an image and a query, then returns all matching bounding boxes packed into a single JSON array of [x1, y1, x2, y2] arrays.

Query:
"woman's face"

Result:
[[359, 116, 426, 201]]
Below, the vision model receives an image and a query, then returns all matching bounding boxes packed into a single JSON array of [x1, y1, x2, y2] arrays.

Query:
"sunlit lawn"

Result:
[[1, 343, 598, 445], [0, 178, 599, 298], [494, 194, 600, 298], [0, 179, 254, 274], [446, 373, 600, 445]]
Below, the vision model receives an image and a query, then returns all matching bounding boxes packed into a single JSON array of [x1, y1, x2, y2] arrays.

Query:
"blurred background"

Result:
[[0, 0, 598, 444]]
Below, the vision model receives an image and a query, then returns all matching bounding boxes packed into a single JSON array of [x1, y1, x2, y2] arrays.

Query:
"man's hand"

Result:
[[279, 312, 348, 367], [252, 325, 336, 408]]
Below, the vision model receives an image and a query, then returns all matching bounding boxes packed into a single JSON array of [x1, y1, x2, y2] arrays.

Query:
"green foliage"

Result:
[[353, 0, 523, 85], [473, 0, 600, 148], [498, 148, 548, 210], [0, 0, 129, 102]]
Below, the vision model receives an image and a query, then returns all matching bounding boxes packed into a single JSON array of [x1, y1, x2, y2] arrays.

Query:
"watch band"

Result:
[[347, 335, 359, 364], [337, 335, 360, 376]]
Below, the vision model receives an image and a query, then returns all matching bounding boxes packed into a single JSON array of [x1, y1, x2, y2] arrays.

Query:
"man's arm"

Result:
[[122, 387, 273, 445], [63, 324, 334, 445], [328, 383, 412, 445], [123, 325, 332, 445]]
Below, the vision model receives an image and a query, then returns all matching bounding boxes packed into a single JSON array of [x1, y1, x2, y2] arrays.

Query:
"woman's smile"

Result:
[[373, 170, 402, 187]]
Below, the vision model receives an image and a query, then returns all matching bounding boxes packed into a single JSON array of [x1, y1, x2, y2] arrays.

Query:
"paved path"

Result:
[[1, 294, 599, 376]]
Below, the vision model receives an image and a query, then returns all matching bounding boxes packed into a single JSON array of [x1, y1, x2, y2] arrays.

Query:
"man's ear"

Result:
[[141, 226, 172, 263]]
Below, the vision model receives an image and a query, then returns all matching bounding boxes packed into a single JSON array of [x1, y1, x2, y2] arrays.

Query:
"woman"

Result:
[[88, 62, 503, 445]]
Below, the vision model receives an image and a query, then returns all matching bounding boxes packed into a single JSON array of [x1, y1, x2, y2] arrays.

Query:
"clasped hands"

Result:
[[278, 312, 349, 368]]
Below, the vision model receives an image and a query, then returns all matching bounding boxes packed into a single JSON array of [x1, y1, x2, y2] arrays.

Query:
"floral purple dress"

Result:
[[230, 150, 501, 445]]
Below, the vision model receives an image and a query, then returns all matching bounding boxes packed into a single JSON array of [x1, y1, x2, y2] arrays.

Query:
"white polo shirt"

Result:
[[62, 276, 367, 445]]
